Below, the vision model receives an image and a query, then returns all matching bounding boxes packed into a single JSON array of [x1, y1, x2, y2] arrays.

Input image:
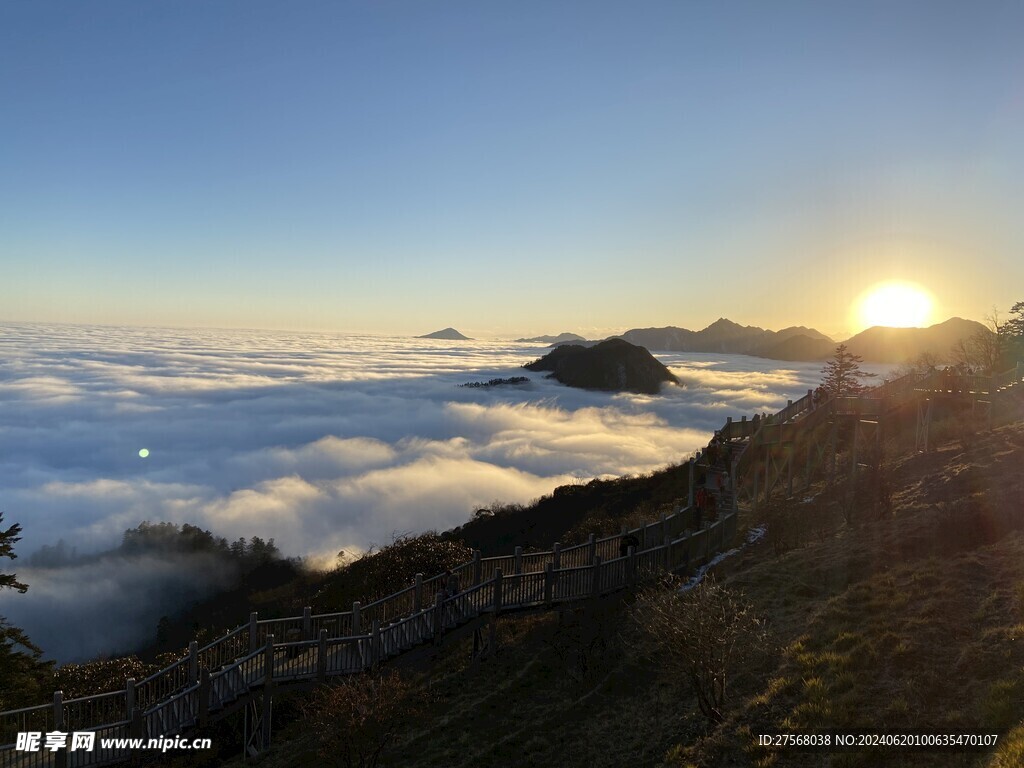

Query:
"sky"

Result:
[[2, 1, 1023, 338], [0, 324, 896, 660]]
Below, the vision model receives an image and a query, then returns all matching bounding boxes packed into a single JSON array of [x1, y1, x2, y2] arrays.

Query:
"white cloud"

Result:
[[0, 322, 859, 660], [0, 554, 238, 662]]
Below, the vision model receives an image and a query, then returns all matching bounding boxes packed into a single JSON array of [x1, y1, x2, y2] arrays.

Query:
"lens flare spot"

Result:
[[138, 448, 150, 458]]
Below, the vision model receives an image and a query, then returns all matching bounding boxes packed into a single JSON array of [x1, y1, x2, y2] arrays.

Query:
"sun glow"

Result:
[[856, 282, 934, 330]]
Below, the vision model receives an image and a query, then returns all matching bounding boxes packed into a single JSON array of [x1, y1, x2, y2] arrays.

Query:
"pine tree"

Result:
[[820, 344, 874, 398], [1, 512, 51, 710], [1000, 301, 1024, 364]]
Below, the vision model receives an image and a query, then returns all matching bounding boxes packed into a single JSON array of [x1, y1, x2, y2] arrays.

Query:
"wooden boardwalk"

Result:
[[1, 504, 738, 767], [717, 363, 1024, 505]]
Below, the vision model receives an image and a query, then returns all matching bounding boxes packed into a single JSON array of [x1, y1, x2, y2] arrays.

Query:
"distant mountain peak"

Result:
[[706, 317, 742, 329], [516, 332, 586, 344], [615, 318, 831, 357], [418, 327, 472, 340]]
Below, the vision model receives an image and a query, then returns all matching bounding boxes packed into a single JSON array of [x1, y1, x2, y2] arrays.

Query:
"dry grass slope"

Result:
[[200, 418, 1024, 768]]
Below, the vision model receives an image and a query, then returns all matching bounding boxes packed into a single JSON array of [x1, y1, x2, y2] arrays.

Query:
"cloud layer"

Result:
[[0, 323, 882, 659]]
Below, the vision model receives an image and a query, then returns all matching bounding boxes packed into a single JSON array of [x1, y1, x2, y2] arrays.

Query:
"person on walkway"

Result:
[[707, 440, 719, 466], [444, 569, 460, 599], [619, 533, 640, 558]]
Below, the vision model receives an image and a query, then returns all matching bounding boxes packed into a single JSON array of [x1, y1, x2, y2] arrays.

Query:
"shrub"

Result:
[[317, 533, 474, 610], [303, 671, 423, 768], [627, 577, 770, 724]]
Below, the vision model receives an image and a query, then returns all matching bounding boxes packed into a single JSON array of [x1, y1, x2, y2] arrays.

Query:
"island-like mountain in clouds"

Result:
[[524, 338, 678, 394], [418, 327, 472, 340]]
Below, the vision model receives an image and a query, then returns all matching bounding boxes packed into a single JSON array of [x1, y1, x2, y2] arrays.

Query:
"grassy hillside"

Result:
[[185, 414, 1024, 768]]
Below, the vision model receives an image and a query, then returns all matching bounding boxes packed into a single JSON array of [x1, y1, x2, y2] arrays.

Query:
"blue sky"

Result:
[[3, 1, 1022, 338]]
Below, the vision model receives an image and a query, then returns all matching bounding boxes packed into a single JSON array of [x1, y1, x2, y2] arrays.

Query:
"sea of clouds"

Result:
[[0, 322, 885, 661]]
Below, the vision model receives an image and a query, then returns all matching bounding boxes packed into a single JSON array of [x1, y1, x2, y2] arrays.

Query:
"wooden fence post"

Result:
[[588, 534, 596, 565], [264, 635, 275, 685], [317, 629, 328, 682], [129, 706, 144, 740], [432, 592, 444, 644], [125, 677, 135, 718], [493, 569, 504, 616], [262, 635, 274, 750], [473, 550, 482, 586], [804, 442, 813, 491], [552, 544, 561, 570], [352, 601, 361, 635], [731, 457, 739, 514], [53, 689, 63, 730], [544, 562, 554, 605], [414, 574, 423, 612], [514, 546, 523, 574], [787, 445, 794, 498], [688, 457, 695, 508], [591, 556, 602, 598], [249, 612, 259, 653], [52, 689, 66, 768], [189, 640, 199, 684], [371, 620, 381, 665], [198, 669, 210, 727], [752, 464, 759, 513]]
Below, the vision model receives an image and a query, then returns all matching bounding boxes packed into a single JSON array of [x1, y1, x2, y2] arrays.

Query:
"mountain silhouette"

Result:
[[614, 318, 832, 355], [841, 317, 990, 362], [418, 327, 472, 340], [516, 332, 586, 344]]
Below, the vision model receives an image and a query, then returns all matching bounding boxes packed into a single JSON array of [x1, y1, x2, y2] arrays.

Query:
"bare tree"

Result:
[[303, 671, 422, 768], [627, 577, 769, 724], [946, 308, 1014, 374]]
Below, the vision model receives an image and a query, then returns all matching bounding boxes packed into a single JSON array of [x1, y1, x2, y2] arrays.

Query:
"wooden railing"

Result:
[[713, 362, 1024, 488], [0, 501, 736, 766]]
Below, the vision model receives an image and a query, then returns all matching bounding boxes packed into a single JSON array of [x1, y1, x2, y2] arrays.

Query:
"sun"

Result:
[[856, 281, 934, 330]]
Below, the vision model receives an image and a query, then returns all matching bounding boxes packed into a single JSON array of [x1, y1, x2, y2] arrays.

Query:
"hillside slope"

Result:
[[222, 417, 1024, 768], [843, 317, 990, 362]]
